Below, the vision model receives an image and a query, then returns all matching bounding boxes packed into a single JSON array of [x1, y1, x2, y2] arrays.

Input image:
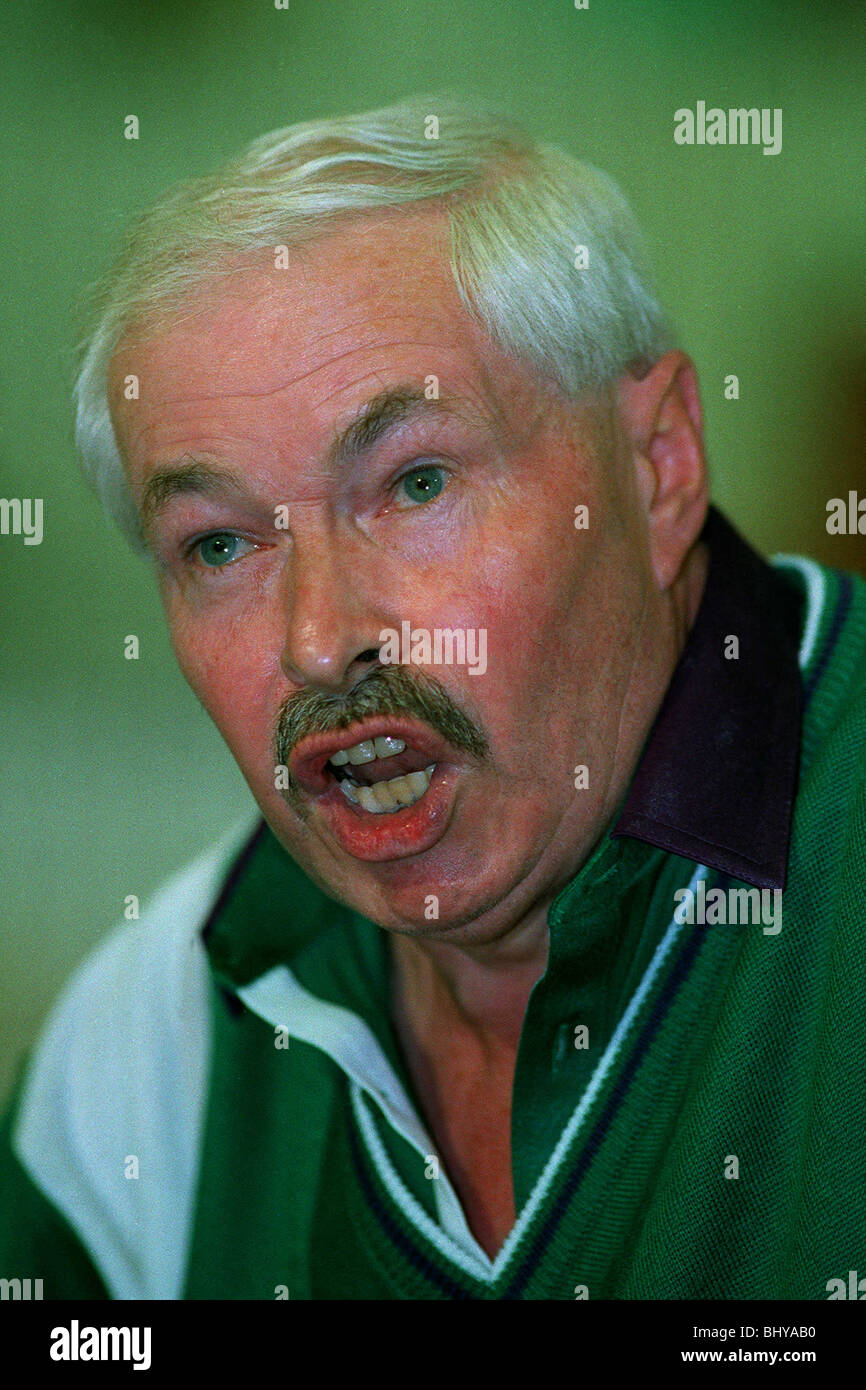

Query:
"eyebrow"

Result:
[[327, 384, 475, 467], [139, 384, 486, 540], [140, 459, 248, 538]]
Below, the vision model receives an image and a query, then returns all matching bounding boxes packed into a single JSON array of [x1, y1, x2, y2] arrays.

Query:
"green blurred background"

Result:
[[1, 0, 865, 1105]]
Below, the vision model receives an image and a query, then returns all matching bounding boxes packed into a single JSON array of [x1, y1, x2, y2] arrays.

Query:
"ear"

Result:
[[616, 351, 709, 590]]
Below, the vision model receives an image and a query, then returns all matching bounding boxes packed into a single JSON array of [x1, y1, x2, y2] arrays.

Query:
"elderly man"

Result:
[[1, 95, 864, 1302]]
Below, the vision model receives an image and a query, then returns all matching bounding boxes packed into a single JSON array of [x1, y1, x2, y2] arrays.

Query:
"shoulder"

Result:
[[771, 556, 866, 925], [10, 813, 259, 1300], [772, 554, 866, 751]]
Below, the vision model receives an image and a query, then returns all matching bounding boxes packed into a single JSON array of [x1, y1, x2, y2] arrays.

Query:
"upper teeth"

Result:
[[331, 736, 406, 766]]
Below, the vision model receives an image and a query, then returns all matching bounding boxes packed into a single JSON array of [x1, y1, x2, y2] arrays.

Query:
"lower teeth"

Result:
[[339, 764, 435, 813]]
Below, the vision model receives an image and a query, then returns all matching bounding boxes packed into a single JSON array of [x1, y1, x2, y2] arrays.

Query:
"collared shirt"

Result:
[[202, 505, 805, 1235], [5, 505, 866, 1299]]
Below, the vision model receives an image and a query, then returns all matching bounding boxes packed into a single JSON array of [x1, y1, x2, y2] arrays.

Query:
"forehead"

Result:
[[109, 209, 518, 430]]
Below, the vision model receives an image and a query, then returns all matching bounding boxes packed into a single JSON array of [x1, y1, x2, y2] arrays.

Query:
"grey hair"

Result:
[[73, 91, 675, 553]]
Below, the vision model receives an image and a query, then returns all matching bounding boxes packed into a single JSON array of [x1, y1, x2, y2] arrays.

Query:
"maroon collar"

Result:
[[611, 506, 803, 889]]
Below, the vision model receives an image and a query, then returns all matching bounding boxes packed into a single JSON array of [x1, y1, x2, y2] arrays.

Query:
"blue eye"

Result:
[[195, 533, 254, 568], [397, 465, 446, 505]]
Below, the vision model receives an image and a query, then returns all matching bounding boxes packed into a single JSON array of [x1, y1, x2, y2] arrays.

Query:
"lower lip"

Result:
[[313, 764, 459, 861]]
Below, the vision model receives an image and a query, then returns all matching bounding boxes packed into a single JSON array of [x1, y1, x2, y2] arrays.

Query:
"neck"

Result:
[[390, 537, 710, 1052]]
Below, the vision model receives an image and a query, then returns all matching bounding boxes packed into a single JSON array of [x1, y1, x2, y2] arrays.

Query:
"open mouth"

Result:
[[286, 716, 467, 859], [289, 717, 456, 810], [328, 735, 436, 814]]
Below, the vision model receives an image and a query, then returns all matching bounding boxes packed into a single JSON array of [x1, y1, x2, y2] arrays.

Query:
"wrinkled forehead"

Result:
[[106, 209, 589, 483], [108, 208, 461, 391]]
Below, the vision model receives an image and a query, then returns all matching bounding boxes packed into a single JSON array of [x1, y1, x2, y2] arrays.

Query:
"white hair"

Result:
[[73, 92, 675, 553]]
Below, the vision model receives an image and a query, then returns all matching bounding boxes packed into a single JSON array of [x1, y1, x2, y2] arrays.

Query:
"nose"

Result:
[[278, 531, 383, 692]]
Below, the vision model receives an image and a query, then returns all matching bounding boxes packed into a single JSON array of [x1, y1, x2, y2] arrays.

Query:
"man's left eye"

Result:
[[395, 464, 447, 506], [193, 533, 256, 568]]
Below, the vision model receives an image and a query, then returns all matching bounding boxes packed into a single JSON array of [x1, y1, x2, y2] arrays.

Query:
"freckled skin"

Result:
[[109, 208, 709, 1256]]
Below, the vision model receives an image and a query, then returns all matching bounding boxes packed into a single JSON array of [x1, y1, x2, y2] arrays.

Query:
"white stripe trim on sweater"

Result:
[[770, 552, 827, 673]]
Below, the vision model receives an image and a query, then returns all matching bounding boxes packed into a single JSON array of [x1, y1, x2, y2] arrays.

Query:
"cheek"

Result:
[[437, 524, 599, 762], [457, 526, 584, 666], [164, 603, 273, 764], [430, 566, 575, 750]]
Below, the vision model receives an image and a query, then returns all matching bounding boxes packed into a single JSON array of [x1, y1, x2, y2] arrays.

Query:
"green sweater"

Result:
[[2, 514, 865, 1299]]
